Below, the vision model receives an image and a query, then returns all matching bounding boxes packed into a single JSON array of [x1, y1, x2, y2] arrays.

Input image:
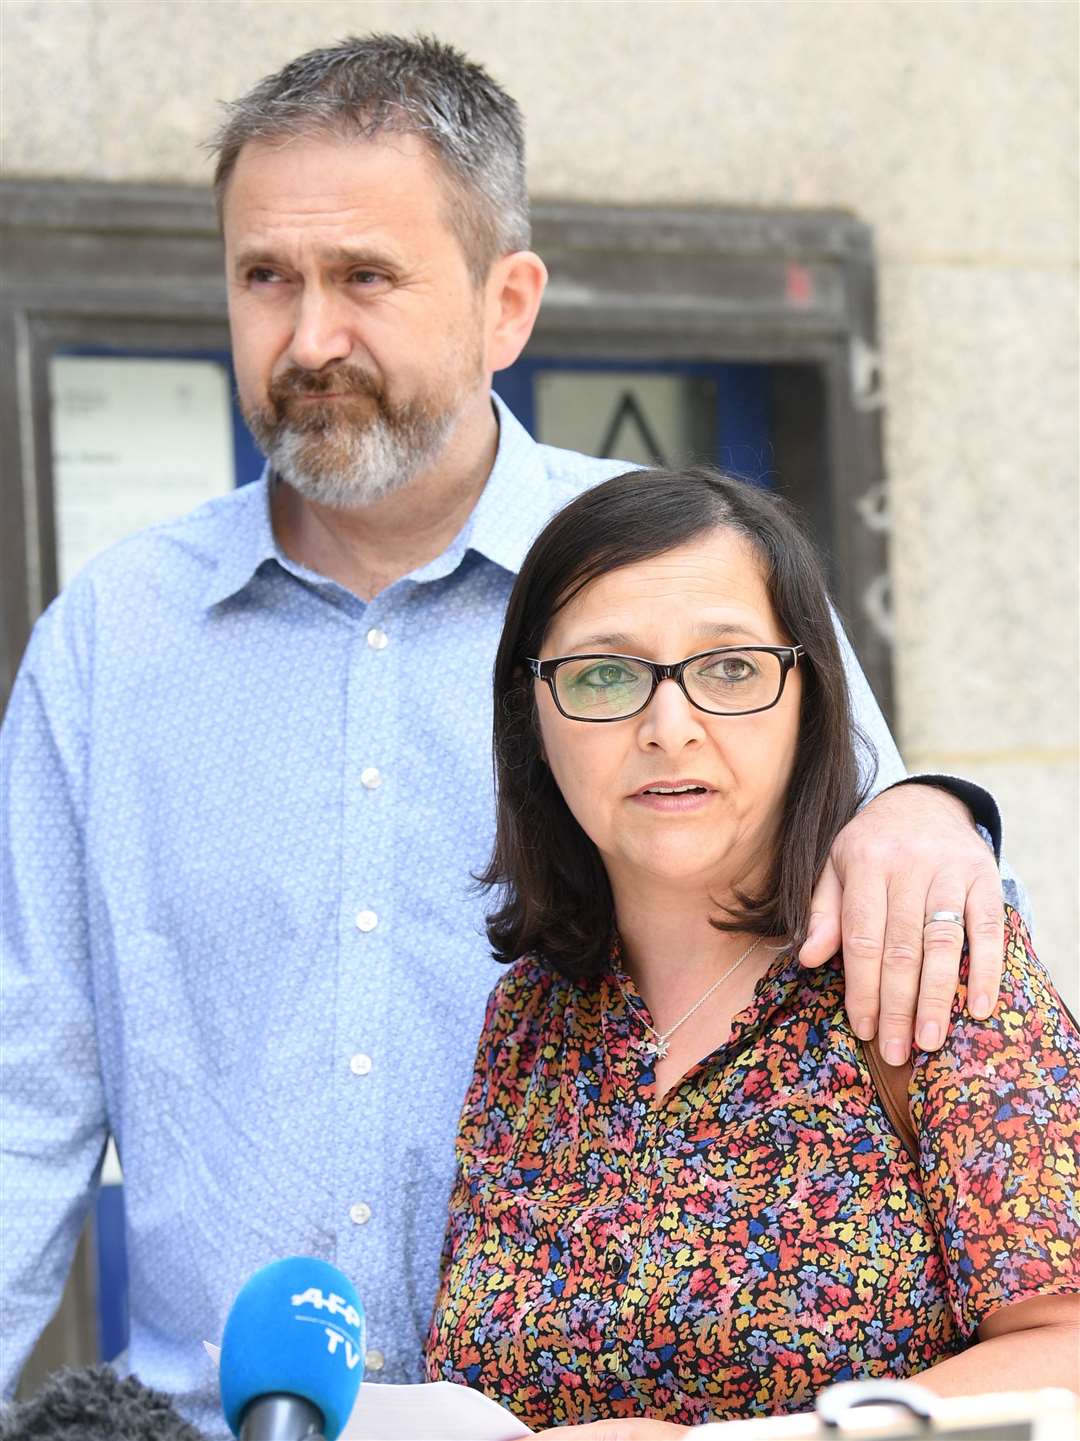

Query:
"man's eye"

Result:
[[247, 268, 283, 285], [349, 270, 382, 286]]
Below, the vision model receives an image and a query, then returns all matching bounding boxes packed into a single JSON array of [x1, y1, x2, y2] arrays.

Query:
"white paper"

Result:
[[50, 355, 235, 586], [342, 1380, 532, 1440], [203, 1342, 532, 1440]]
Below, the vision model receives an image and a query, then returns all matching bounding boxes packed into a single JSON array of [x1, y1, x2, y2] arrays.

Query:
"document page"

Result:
[[344, 1379, 532, 1440], [203, 1344, 531, 1439]]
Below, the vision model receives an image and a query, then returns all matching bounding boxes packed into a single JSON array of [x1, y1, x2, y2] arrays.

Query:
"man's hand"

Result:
[[799, 784, 1005, 1062], [533, 1423, 691, 1439]]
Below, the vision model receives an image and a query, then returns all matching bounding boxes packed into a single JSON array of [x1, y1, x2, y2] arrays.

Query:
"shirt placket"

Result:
[[596, 974, 665, 1378], [334, 596, 399, 1380], [601, 964, 766, 1369]]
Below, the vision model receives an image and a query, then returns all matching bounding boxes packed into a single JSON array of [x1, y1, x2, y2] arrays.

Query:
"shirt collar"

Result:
[[201, 472, 281, 609], [201, 391, 555, 608], [464, 393, 561, 576]]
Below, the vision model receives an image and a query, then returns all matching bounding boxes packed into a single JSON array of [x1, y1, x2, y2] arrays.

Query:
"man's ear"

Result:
[[484, 251, 547, 374]]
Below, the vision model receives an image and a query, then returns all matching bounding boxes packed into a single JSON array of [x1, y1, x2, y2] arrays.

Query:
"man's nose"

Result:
[[637, 677, 706, 750], [288, 284, 354, 371]]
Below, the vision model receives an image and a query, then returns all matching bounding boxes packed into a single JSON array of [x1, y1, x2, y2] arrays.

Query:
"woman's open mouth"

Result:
[[631, 780, 715, 810]]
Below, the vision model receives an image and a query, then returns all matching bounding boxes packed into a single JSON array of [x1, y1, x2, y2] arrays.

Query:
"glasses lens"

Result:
[[684, 649, 783, 714], [554, 656, 653, 719]]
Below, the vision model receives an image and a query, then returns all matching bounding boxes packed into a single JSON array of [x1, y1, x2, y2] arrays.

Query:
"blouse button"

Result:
[[606, 1251, 628, 1279]]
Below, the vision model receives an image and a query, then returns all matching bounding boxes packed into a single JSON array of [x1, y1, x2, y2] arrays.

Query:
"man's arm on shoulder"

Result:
[[804, 615, 1018, 1061], [1, 597, 108, 1394]]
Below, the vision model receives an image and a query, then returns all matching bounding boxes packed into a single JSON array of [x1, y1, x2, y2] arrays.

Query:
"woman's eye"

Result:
[[704, 655, 757, 683], [580, 663, 635, 688]]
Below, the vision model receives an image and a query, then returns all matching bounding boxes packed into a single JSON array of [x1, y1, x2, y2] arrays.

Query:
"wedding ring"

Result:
[[925, 909, 965, 928]]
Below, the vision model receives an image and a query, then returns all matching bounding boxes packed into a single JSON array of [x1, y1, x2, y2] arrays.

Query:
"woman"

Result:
[[425, 468, 1079, 1436]]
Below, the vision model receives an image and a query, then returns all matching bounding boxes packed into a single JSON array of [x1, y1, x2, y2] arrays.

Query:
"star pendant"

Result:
[[646, 1037, 670, 1061]]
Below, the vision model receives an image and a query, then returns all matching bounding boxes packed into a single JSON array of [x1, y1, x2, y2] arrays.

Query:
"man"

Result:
[[1, 34, 1015, 1435]]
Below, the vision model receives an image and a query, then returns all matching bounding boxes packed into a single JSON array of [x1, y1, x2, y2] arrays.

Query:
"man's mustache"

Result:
[[267, 365, 383, 410]]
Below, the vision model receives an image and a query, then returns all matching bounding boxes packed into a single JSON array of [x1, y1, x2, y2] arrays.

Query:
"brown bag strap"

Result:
[[861, 1039, 918, 1165]]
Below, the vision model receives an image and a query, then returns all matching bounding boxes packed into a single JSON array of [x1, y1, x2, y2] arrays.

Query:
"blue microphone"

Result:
[[219, 1257, 366, 1441]]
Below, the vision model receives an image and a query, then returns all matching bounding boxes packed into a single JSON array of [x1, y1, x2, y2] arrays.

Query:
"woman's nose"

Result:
[[636, 677, 706, 750]]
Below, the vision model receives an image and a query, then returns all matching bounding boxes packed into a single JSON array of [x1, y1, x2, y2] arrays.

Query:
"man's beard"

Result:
[[244, 363, 468, 510]]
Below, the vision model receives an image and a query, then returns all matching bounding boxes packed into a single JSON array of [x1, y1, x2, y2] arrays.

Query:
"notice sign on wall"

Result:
[[49, 355, 237, 587], [534, 371, 715, 470]]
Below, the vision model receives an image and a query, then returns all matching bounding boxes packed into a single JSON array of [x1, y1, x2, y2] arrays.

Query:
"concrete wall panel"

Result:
[[937, 755, 1079, 1016], [884, 260, 1079, 756], [5, 2, 1076, 264], [2, 0, 100, 174]]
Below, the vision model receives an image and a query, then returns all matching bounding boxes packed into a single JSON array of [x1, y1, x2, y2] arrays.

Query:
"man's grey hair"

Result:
[[209, 33, 530, 283]]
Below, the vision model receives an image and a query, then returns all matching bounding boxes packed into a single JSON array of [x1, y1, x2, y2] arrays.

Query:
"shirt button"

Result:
[[365, 1349, 385, 1373], [366, 627, 389, 650], [350, 1053, 372, 1076], [355, 910, 378, 932], [606, 1251, 628, 1279], [360, 767, 382, 790], [350, 1201, 372, 1225]]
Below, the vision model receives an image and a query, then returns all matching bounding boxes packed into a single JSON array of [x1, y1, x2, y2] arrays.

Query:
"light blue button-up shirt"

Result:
[[2, 397, 951, 1434]]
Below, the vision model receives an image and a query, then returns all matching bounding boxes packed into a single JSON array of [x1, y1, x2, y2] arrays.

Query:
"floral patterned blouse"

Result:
[[425, 906, 1080, 1429]]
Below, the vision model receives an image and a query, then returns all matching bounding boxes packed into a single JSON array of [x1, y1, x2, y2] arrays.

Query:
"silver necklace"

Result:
[[614, 935, 766, 1061]]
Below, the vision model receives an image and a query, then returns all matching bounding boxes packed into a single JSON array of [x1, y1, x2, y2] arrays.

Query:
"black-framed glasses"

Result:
[[527, 645, 805, 722]]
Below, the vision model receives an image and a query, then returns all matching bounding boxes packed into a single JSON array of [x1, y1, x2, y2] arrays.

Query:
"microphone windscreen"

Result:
[[0, 1365, 207, 1441], [219, 1257, 365, 1441]]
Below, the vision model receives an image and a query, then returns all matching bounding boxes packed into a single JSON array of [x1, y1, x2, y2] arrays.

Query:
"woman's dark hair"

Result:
[[480, 466, 875, 981]]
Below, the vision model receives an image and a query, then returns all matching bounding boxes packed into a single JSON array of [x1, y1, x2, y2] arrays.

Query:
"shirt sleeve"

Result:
[[909, 905, 1080, 1338], [0, 597, 109, 1395], [832, 607, 906, 796]]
